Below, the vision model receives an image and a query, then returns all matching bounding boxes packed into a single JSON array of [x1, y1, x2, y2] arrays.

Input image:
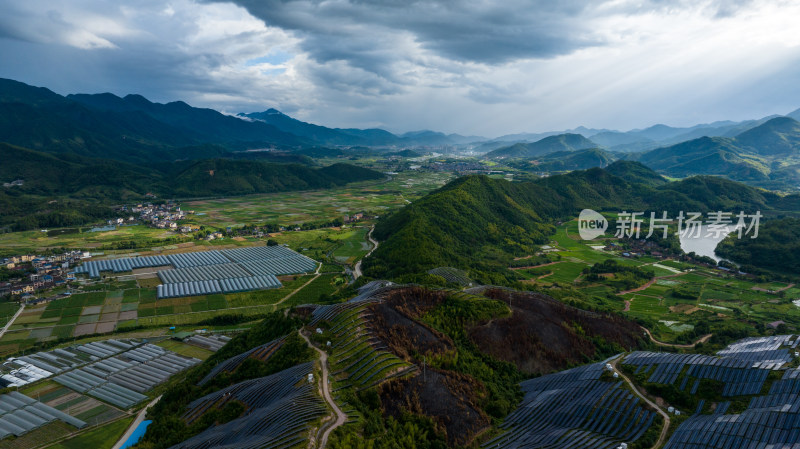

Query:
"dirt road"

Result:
[[300, 330, 346, 448], [610, 356, 670, 449], [0, 304, 24, 340], [642, 326, 712, 349]]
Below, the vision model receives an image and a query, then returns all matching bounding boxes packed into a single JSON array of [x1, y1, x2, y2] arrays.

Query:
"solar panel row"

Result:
[[482, 360, 654, 449], [172, 362, 326, 449]]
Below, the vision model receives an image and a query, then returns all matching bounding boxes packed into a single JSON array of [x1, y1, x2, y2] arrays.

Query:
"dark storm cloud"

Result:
[[213, 0, 600, 67]]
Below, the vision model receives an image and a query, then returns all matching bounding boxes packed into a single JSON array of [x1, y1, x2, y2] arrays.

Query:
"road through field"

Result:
[[353, 225, 378, 280], [300, 330, 346, 449], [0, 304, 24, 340]]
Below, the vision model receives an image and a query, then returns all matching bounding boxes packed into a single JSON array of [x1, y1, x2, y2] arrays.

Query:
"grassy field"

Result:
[[155, 339, 214, 360], [330, 227, 372, 264], [46, 416, 134, 449]]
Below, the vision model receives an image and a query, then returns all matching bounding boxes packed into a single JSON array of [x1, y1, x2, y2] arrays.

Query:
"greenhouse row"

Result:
[[76, 245, 317, 279], [0, 391, 86, 439], [156, 275, 282, 299], [53, 344, 200, 409], [0, 339, 138, 388]]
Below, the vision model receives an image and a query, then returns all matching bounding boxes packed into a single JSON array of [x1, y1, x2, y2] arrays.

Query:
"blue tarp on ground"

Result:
[[120, 420, 152, 449]]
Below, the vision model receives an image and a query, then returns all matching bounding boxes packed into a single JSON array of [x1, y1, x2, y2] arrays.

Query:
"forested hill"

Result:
[[363, 161, 800, 283], [0, 142, 384, 230]]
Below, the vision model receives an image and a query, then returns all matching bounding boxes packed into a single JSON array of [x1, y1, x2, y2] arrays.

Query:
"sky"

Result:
[[1, 0, 800, 137]]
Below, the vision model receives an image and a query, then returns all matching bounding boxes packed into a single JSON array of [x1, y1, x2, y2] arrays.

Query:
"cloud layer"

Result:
[[1, 0, 799, 136]]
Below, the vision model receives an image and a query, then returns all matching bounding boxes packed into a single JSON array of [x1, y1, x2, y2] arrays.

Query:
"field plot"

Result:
[[331, 226, 372, 264], [484, 361, 656, 448], [183, 171, 454, 229], [0, 225, 181, 257], [46, 416, 133, 449]]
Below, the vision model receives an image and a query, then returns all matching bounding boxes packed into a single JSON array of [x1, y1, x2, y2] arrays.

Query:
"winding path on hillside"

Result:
[[610, 356, 670, 449], [0, 304, 24, 340], [300, 330, 346, 449], [642, 326, 712, 349], [353, 225, 378, 280]]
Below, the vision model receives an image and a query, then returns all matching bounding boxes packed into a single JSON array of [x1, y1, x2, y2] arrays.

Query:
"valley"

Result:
[[4, 78, 800, 449]]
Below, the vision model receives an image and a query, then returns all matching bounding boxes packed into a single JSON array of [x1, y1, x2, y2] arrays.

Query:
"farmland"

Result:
[[514, 220, 800, 344], [183, 171, 454, 229], [0, 170, 453, 257]]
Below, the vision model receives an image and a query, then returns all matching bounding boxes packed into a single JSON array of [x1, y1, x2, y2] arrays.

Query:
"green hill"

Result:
[[734, 116, 800, 155], [604, 160, 667, 186], [364, 167, 794, 282], [637, 136, 770, 181], [716, 217, 800, 273], [533, 148, 616, 171], [486, 133, 597, 159]]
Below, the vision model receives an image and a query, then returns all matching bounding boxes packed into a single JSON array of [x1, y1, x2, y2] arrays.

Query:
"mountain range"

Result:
[[5, 77, 800, 196]]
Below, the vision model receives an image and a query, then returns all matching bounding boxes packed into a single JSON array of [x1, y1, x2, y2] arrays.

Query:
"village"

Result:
[[0, 250, 86, 302]]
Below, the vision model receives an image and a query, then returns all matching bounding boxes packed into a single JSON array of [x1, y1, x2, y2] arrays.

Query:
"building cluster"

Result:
[[1, 251, 87, 300], [343, 212, 365, 223], [114, 202, 195, 232]]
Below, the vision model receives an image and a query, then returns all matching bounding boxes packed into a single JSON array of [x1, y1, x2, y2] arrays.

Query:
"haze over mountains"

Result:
[[4, 77, 800, 193]]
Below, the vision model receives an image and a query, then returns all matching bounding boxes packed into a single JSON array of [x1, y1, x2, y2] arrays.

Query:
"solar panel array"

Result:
[[220, 245, 314, 265], [623, 352, 774, 397], [172, 362, 326, 449], [664, 366, 800, 448], [0, 391, 86, 440], [716, 335, 796, 365], [197, 337, 285, 386], [483, 360, 655, 449], [54, 343, 200, 409], [74, 245, 317, 299], [168, 251, 230, 268]]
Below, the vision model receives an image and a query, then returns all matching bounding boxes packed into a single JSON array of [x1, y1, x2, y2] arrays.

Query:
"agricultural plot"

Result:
[[0, 224, 181, 257], [183, 171, 454, 229], [484, 361, 656, 449], [331, 226, 372, 265], [173, 362, 326, 449], [155, 339, 215, 361]]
